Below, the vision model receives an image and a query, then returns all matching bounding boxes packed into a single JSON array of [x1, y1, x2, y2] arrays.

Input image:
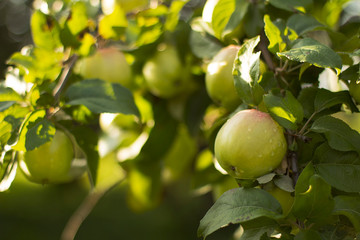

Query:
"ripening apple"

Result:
[[205, 45, 242, 110], [142, 44, 192, 98], [214, 109, 287, 179], [18, 130, 86, 184], [76, 47, 133, 88]]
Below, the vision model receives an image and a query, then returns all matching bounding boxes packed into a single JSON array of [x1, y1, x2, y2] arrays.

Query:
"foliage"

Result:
[[1, 0, 360, 239]]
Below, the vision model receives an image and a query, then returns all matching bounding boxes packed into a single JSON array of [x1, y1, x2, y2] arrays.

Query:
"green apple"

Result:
[[205, 45, 242, 110], [264, 183, 294, 215], [142, 44, 191, 98], [76, 47, 133, 88], [18, 130, 85, 184], [349, 80, 360, 104], [214, 109, 287, 179]]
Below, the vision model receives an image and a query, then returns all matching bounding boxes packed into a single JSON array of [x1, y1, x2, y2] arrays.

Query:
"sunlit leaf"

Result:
[[264, 15, 287, 53], [13, 109, 56, 152], [264, 90, 304, 130], [278, 38, 342, 74]]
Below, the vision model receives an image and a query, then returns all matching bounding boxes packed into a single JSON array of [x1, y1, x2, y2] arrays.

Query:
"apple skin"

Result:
[[265, 183, 294, 215], [214, 109, 287, 179], [205, 45, 242, 110], [142, 44, 191, 98], [77, 47, 133, 88], [18, 130, 83, 184], [349, 80, 360, 104]]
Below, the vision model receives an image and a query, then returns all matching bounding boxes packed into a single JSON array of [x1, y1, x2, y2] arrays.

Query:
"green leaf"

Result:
[[278, 38, 342, 73], [298, 87, 317, 118], [0, 150, 17, 192], [65, 79, 140, 117], [310, 116, 360, 153], [313, 143, 360, 193], [0, 102, 16, 112], [13, 110, 56, 152], [223, 0, 249, 37], [314, 88, 358, 113], [30, 10, 61, 50], [99, 4, 128, 40], [197, 187, 282, 239], [211, 0, 235, 39], [267, 0, 313, 12], [264, 91, 304, 130], [0, 87, 23, 102], [287, 14, 324, 36], [189, 18, 223, 59], [233, 36, 265, 106], [333, 195, 360, 232], [136, 101, 178, 163], [292, 166, 334, 223], [264, 15, 287, 53], [239, 217, 279, 240], [294, 229, 322, 240], [164, 0, 189, 31]]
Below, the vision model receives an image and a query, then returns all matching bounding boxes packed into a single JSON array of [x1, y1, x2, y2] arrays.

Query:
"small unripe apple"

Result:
[[264, 183, 294, 215], [76, 47, 133, 88], [142, 44, 191, 98], [18, 130, 86, 184], [349, 80, 360, 104], [214, 109, 287, 179], [205, 45, 242, 110]]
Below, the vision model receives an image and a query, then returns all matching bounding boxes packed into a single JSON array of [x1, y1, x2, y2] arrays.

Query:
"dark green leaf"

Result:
[[13, 110, 56, 152], [287, 14, 324, 36], [313, 143, 360, 193], [239, 217, 279, 240], [294, 229, 322, 240], [136, 101, 178, 163], [298, 87, 317, 118], [197, 187, 282, 238], [292, 163, 334, 223], [339, 63, 360, 81], [268, 0, 313, 12], [189, 19, 223, 59], [233, 36, 265, 106], [314, 88, 358, 113], [333, 195, 360, 232], [310, 116, 360, 153], [264, 91, 304, 130], [278, 38, 342, 73], [65, 79, 140, 117]]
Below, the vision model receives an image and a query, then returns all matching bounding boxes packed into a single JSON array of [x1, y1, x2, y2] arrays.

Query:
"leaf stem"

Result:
[[298, 111, 317, 136]]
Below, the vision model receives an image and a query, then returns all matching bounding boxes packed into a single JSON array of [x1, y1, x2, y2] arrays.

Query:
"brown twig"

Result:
[[60, 179, 124, 240], [259, 30, 275, 71], [53, 54, 79, 103]]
